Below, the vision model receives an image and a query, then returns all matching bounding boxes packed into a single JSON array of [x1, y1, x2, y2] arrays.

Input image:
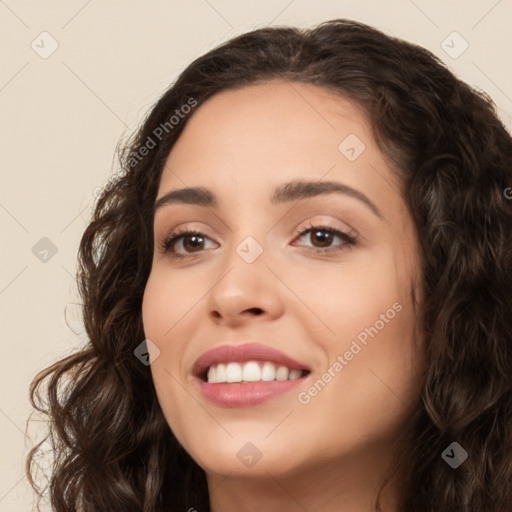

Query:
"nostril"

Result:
[[246, 307, 263, 315]]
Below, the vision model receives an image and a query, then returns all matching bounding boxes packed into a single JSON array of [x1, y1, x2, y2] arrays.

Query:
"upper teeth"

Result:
[[206, 361, 304, 383]]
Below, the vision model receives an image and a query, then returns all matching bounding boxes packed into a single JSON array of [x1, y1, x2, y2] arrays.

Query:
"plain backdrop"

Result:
[[1, 1, 511, 509]]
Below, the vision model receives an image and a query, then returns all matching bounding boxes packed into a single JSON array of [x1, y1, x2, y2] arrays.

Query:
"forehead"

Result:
[[170, 80, 371, 152], [158, 80, 400, 210]]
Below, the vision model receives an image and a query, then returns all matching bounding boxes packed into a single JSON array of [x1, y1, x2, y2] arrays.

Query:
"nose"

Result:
[[206, 244, 285, 327]]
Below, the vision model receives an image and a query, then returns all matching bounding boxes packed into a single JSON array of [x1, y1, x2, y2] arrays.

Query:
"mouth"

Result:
[[192, 343, 312, 407], [199, 361, 310, 383]]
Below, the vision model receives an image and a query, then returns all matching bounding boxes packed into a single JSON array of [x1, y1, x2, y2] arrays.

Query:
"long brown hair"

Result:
[[26, 19, 512, 511]]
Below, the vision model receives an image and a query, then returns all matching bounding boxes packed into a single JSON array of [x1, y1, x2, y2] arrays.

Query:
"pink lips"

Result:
[[192, 343, 311, 408]]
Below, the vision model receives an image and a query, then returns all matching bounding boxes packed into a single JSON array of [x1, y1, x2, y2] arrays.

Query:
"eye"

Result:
[[292, 223, 357, 254], [158, 222, 357, 259], [158, 227, 218, 258]]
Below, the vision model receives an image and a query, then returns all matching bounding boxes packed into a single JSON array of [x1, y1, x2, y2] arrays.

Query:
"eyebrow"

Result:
[[154, 180, 383, 219]]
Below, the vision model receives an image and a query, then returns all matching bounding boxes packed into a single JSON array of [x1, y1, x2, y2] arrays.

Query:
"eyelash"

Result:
[[158, 223, 357, 259]]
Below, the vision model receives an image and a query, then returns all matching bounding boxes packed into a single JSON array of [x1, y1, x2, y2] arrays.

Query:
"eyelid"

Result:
[[293, 218, 358, 240]]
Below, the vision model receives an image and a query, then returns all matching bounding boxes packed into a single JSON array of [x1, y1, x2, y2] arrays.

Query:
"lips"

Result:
[[192, 342, 311, 381]]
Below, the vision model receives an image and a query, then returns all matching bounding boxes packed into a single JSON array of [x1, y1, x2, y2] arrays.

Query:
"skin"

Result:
[[142, 80, 426, 512]]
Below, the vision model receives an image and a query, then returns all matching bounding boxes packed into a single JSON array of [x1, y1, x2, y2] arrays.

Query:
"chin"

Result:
[[183, 433, 304, 477]]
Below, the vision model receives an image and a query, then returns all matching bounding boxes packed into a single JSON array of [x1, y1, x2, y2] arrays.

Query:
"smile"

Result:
[[192, 343, 311, 407]]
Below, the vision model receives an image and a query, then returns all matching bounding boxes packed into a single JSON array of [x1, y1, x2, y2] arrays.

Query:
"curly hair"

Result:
[[26, 18, 512, 512]]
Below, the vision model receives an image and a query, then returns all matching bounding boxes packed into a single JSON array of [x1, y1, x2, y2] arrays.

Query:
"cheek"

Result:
[[141, 272, 187, 388], [299, 304, 420, 452], [142, 268, 203, 339], [141, 273, 192, 444], [289, 249, 405, 340], [292, 249, 421, 402]]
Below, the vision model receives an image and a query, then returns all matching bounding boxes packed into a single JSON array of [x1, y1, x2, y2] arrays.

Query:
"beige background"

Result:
[[1, 0, 511, 509]]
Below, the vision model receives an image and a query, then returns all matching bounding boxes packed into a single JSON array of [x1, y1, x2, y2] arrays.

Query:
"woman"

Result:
[[27, 19, 512, 512]]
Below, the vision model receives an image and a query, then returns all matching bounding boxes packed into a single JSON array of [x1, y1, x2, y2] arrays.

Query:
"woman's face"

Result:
[[142, 80, 425, 482]]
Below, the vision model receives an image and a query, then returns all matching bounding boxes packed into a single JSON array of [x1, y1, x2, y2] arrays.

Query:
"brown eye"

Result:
[[180, 234, 205, 252], [308, 229, 334, 247], [160, 230, 217, 257], [294, 225, 356, 252]]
